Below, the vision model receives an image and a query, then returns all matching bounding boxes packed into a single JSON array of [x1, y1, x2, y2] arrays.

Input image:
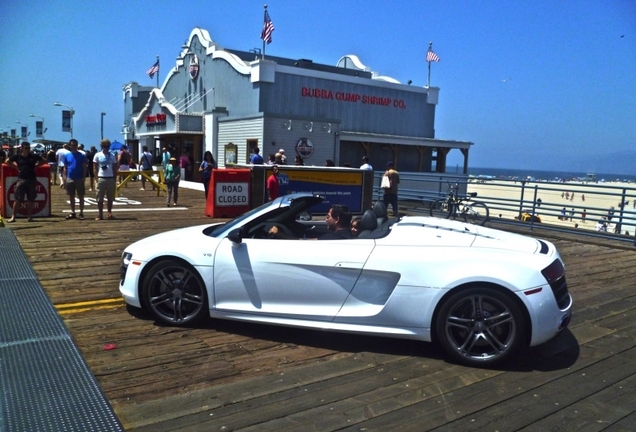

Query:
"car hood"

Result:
[[125, 224, 222, 260], [390, 216, 544, 255]]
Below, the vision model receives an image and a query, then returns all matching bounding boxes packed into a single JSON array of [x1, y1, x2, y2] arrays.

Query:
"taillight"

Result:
[[541, 259, 564, 284]]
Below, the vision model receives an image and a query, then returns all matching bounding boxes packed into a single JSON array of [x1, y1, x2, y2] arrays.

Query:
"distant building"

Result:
[[123, 27, 472, 181]]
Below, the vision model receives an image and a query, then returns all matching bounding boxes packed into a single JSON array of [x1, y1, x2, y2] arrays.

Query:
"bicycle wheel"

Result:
[[462, 201, 489, 225], [430, 199, 452, 219]]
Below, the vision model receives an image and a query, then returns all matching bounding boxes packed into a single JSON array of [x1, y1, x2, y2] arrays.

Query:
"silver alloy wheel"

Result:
[[142, 260, 207, 325], [436, 287, 523, 366]]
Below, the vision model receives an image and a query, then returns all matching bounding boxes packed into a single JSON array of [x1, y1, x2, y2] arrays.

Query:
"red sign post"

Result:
[[0, 164, 51, 218]]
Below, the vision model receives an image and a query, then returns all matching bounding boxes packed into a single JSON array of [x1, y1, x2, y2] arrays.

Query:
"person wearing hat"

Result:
[[164, 156, 180, 207], [382, 161, 400, 217], [360, 156, 373, 170], [278, 149, 287, 165]]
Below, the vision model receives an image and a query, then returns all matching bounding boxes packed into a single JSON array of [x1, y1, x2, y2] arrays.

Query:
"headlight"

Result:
[[122, 252, 133, 267], [120, 252, 133, 285]]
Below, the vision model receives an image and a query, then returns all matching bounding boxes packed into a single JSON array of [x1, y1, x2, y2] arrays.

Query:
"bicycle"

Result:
[[429, 182, 490, 225]]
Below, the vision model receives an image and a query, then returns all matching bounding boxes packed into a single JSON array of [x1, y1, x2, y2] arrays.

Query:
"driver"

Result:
[[269, 204, 352, 240]]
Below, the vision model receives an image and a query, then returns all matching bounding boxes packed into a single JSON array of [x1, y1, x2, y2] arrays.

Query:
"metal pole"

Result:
[[101, 112, 106, 139]]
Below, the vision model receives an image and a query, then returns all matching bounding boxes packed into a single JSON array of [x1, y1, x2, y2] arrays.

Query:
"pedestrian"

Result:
[[179, 151, 191, 180], [93, 139, 118, 220], [138, 145, 154, 190], [46, 145, 57, 185], [278, 149, 287, 164], [570, 208, 574, 221], [274, 152, 283, 164], [5, 141, 45, 222], [250, 147, 264, 164], [199, 151, 215, 198], [165, 156, 180, 206], [382, 161, 400, 216], [161, 147, 171, 176], [570, 193, 575, 201], [582, 209, 587, 223], [267, 165, 280, 201], [117, 144, 131, 172], [325, 159, 335, 167], [294, 155, 304, 166], [536, 197, 542, 207], [582, 194, 585, 202], [63, 139, 87, 220], [560, 207, 567, 220], [266, 153, 276, 165], [360, 156, 373, 170], [87, 145, 97, 191], [56, 143, 70, 188]]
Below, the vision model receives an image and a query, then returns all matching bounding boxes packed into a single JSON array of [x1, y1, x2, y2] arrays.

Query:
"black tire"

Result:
[[435, 286, 526, 367], [430, 198, 452, 219], [141, 259, 208, 326], [462, 201, 489, 225]]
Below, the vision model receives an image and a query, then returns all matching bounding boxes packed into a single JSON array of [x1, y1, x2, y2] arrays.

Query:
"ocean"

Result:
[[447, 167, 636, 183]]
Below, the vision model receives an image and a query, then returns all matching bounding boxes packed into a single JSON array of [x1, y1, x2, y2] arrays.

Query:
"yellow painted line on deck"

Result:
[[55, 298, 125, 315]]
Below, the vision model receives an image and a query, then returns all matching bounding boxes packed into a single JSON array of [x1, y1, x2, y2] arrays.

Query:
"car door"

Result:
[[213, 237, 375, 321]]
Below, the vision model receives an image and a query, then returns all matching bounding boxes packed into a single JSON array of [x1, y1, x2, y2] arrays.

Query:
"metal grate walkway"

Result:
[[0, 228, 124, 431]]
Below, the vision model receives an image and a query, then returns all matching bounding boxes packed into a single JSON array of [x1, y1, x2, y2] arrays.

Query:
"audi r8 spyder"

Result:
[[119, 193, 572, 367]]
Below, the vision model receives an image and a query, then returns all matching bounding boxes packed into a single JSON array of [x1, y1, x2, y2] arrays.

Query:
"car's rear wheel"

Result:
[[435, 286, 526, 367], [141, 259, 208, 325]]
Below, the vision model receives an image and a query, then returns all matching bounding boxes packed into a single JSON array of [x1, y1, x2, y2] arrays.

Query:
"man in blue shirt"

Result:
[[250, 147, 264, 164], [63, 139, 88, 220]]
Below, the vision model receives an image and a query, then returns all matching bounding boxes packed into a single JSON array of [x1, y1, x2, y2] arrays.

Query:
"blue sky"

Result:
[[1, 0, 634, 173]]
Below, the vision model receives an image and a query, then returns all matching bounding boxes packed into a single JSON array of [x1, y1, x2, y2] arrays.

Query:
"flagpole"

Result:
[[427, 42, 432, 88], [262, 4, 267, 59], [156, 55, 160, 88]]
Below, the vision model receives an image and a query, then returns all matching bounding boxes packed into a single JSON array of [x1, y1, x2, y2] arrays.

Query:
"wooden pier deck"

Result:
[[5, 182, 636, 431]]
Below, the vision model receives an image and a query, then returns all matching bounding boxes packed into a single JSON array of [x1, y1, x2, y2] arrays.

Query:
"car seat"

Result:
[[357, 209, 378, 238], [373, 201, 388, 225]]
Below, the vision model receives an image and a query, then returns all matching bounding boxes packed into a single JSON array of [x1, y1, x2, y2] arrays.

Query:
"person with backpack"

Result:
[[138, 145, 154, 190]]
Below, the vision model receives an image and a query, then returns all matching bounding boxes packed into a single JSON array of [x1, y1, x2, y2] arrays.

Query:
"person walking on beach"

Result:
[[570, 208, 575, 222], [5, 141, 45, 222], [582, 209, 587, 223], [93, 139, 118, 220], [63, 139, 87, 220]]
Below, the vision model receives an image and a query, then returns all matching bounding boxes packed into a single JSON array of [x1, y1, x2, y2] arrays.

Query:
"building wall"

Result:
[[260, 72, 436, 137], [218, 117, 263, 167]]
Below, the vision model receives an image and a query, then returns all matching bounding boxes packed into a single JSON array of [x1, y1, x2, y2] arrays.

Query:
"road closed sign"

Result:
[[206, 168, 251, 218], [215, 182, 249, 206]]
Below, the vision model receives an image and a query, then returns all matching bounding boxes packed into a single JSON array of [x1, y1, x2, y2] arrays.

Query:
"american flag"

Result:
[[426, 50, 440, 62], [146, 60, 159, 78], [261, 10, 275, 44]]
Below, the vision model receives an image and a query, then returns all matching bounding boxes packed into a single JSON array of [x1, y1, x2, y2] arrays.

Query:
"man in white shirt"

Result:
[[92, 139, 118, 220], [56, 143, 70, 187], [360, 156, 373, 170]]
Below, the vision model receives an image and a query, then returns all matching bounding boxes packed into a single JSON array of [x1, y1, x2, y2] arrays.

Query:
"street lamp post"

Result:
[[16, 121, 29, 143], [53, 102, 75, 139], [101, 112, 106, 140], [29, 114, 46, 139]]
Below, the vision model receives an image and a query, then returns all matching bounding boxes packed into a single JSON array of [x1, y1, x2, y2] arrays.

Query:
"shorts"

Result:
[[49, 162, 57, 174], [96, 177, 116, 202], [58, 165, 65, 175], [66, 178, 86, 196], [14, 179, 37, 202]]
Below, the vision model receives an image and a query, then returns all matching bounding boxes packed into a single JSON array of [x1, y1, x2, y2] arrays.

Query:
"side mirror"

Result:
[[227, 228, 242, 244]]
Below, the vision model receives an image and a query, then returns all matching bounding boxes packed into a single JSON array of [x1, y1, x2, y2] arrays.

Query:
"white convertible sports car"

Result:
[[120, 193, 572, 367]]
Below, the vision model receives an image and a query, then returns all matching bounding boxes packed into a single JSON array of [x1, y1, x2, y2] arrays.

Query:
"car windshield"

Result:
[[205, 194, 323, 238]]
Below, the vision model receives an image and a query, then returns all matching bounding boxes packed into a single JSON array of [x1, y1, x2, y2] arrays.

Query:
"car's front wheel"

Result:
[[141, 259, 208, 325], [435, 286, 526, 367]]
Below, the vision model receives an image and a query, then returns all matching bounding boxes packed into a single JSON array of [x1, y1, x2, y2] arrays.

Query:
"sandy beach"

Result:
[[467, 180, 636, 236]]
